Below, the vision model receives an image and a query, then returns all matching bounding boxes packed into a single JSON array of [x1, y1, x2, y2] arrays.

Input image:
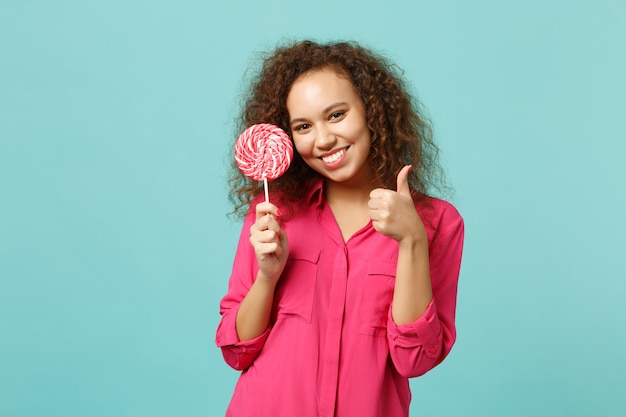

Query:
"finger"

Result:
[[396, 165, 412, 197], [251, 226, 282, 246], [255, 202, 279, 221], [368, 194, 390, 210], [369, 187, 389, 200], [256, 242, 281, 258], [250, 216, 271, 234], [251, 234, 282, 259], [368, 206, 390, 223], [369, 211, 381, 224], [253, 213, 280, 231]]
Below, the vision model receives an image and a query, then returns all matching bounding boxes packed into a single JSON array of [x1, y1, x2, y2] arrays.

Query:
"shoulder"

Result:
[[416, 197, 464, 264], [417, 196, 463, 230], [415, 196, 464, 252]]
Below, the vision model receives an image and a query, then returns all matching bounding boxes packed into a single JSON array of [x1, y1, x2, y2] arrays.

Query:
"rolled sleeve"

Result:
[[387, 299, 444, 377], [388, 203, 464, 378], [215, 206, 270, 371], [216, 303, 270, 370]]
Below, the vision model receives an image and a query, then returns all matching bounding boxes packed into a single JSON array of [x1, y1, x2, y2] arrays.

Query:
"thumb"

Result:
[[396, 165, 412, 196]]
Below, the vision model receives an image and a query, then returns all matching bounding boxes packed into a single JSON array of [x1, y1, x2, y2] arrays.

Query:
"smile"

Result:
[[321, 148, 347, 164]]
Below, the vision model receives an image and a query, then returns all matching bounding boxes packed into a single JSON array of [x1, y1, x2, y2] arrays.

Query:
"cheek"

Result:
[[338, 115, 369, 140], [340, 125, 370, 148], [293, 138, 313, 157]]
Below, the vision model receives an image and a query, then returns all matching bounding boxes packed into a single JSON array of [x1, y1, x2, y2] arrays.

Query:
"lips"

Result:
[[321, 147, 347, 164]]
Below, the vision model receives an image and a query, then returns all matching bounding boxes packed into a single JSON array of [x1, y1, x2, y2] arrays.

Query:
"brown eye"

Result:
[[329, 111, 345, 120], [294, 123, 311, 131]]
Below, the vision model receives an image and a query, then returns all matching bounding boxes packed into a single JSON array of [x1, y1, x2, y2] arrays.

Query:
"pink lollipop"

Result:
[[235, 123, 293, 202]]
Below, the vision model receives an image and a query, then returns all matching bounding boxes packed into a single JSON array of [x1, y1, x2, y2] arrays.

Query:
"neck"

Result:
[[324, 178, 372, 207]]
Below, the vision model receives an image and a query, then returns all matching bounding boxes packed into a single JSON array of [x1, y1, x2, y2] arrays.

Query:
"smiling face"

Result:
[[286, 67, 373, 189]]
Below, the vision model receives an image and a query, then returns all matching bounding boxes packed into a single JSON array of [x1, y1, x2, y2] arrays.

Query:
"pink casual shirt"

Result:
[[216, 180, 464, 417]]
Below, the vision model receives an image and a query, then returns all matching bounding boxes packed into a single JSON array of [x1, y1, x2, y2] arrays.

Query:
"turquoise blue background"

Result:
[[1, 0, 625, 416]]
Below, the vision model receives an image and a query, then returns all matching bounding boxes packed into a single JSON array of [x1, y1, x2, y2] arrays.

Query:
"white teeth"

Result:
[[322, 148, 346, 163]]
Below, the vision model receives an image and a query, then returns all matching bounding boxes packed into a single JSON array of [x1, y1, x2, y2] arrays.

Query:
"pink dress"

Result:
[[216, 180, 464, 417]]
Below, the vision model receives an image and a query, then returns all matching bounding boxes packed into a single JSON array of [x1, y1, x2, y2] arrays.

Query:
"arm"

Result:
[[235, 201, 288, 341], [369, 166, 464, 377], [369, 166, 432, 324], [392, 230, 432, 324], [387, 213, 464, 377], [215, 201, 289, 370]]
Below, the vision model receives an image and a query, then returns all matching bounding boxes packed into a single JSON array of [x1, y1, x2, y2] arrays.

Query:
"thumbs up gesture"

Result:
[[368, 165, 427, 244]]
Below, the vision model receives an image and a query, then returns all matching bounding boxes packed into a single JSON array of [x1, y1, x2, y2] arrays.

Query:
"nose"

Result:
[[315, 124, 336, 150]]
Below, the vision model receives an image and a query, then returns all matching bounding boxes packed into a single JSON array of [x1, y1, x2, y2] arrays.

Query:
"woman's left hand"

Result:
[[368, 165, 427, 245]]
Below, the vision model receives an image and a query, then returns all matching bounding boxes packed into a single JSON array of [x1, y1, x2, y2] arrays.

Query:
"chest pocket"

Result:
[[273, 246, 320, 323], [359, 261, 396, 337]]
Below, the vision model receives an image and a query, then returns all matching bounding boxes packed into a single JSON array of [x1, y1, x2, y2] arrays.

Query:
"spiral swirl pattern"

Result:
[[235, 123, 293, 181]]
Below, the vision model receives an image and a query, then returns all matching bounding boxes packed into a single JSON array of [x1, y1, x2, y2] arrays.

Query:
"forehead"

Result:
[[287, 68, 359, 108]]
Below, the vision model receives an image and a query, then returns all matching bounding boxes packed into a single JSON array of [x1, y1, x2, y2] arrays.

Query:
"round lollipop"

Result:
[[235, 123, 293, 202]]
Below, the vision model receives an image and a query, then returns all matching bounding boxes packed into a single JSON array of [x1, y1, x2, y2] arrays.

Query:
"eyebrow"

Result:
[[289, 102, 348, 125]]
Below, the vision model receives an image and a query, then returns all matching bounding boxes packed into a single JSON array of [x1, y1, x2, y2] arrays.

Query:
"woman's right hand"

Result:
[[249, 202, 289, 284]]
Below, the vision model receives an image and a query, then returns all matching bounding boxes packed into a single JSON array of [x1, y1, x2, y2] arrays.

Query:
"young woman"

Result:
[[216, 40, 464, 417]]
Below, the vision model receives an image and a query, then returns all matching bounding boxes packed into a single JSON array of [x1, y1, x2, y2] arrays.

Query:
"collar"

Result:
[[306, 178, 325, 207]]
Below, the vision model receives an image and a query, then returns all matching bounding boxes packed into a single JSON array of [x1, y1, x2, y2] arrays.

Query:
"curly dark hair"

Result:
[[228, 39, 450, 218]]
